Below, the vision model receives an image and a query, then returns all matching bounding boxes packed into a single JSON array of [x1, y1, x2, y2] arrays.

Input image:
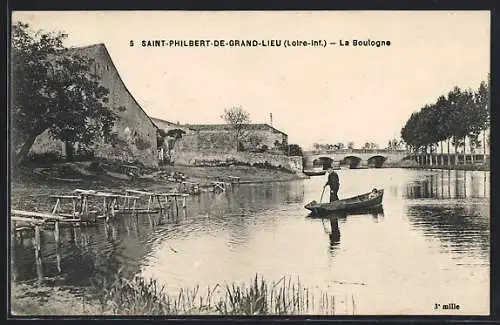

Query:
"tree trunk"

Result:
[[463, 136, 467, 165], [454, 142, 459, 166], [440, 140, 443, 166], [483, 130, 486, 164], [447, 138, 450, 166], [470, 138, 474, 165], [65, 142, 74, 162], [14, 133, 40, 166]]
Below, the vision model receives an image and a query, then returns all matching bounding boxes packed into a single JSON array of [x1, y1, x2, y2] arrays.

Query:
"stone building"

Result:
[[29, 43, 159, 167], [176, 123, 289, 153]]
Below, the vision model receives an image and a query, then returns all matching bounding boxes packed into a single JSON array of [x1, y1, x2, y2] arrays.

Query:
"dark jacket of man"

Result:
[[326, 170, 340, 190], [325, 170, 340, 202]]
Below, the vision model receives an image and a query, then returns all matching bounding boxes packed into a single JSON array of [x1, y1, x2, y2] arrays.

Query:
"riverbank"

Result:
[[11, 281, 104, 316], [10, 160, 308, 214], [12, 160, 307, 189], [11, 274, 345, 316]]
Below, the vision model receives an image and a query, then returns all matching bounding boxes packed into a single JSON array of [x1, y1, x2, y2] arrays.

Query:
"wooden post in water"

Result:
[[54, 220, 60, 245], [35, 253, 43, 283], [52, 198, 60, 214], [33, 225, 41, 259], [147, 195, 152, 212], [56, 248, 62, 273]]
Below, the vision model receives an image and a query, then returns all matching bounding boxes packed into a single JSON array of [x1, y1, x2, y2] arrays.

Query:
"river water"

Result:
[[11, 168, 490, 315]]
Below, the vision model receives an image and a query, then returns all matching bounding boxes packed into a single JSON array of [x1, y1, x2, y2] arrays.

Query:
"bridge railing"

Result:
[[304, 149, 409, 155]]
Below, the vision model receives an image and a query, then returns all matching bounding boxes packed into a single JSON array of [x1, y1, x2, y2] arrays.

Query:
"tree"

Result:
[[157, 128, 186, 164], [347, 141, 355, 149], [11, 22, 119, 165], [220, 106, 251, 152], [386, 138, 402, 151], [287, 144, 303, 156], [400, 76, 490, 166], [474, 76, 490, 163], [245, 133, 265, 151]]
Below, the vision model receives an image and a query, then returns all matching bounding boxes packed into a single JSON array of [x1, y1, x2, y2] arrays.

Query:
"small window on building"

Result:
[[106, 65, 109, 71]]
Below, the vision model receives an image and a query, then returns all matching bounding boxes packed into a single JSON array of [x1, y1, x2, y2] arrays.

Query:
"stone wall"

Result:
[[177, 130, 237, 153], [174, 151, 303, 173], [29, 44, 159, 167], [175, 125, 288, 153]]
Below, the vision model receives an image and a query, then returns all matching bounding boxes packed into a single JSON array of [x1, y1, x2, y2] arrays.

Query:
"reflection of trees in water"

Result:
[[11, 216, 158, 287], [405, 170, 489, 199], [12, 181, 307, 288], [406, 205, 490, 257]]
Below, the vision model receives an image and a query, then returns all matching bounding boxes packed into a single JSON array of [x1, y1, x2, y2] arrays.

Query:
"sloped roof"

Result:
[[65, 43, 160, 132], [182, 123, 287, 135]]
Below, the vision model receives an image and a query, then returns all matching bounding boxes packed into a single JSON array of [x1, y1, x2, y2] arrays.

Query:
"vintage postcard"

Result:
[[9, 10, 490, 317]]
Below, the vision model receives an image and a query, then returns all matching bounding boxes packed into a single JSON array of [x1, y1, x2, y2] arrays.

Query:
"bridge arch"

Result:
[[341, 156, 362, 169], [315, 157, 334, 169], [367, 155, 387, 168]]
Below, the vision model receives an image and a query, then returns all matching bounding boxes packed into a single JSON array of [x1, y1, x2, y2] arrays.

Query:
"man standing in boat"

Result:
[[324, 168, 340, 202]]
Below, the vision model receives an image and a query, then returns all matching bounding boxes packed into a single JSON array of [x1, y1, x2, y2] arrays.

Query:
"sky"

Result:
[[12, 11, 490, 150]]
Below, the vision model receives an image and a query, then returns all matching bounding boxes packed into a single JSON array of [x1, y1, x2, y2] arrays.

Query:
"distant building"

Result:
[[176, 123, 289, 153], [150, 117, 191, 133], [29, 43, 160, 167]]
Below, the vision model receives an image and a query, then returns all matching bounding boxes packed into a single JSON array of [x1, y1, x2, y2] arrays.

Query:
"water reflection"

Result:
[[406, 204, 489, 258], [404, 170, 489, 199], [11, 180, 306, 287], [316, 207, 386, 254], [10, 169, 490, 315]]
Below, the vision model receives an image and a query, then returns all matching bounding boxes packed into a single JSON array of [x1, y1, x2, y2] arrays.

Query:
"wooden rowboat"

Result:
[[303, 169, 326, 176], [305, 189, 384, 216]]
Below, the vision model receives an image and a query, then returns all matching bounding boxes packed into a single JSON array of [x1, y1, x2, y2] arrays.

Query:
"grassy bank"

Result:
[[10, 161, 307, 213], [11, 274, 351, 316], [11, 281, 104, 316], [12, 160, 306, 189]]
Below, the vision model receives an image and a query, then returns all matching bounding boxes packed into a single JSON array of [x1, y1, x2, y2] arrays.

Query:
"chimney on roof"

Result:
[[270, 113, 273, 126]]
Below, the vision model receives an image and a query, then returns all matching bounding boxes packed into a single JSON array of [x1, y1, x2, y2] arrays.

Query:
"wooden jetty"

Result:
[[11, 186, 192, 270], [72, 189, 141, 221], [125, 189, 189, 212], [209, 175, 240, 192], [11, 209, 83, 257], [179, 181, 200, 194]]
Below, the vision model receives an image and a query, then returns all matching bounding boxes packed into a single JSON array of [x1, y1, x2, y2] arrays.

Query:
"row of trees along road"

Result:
[[400, 75, 490, 165], [312, 139, 403, 151], [11, 22, 121, 166]]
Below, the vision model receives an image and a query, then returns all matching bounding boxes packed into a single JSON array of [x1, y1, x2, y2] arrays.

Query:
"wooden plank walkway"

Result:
[[126, 189, 189, 211], [10, 185, 195, 272], [11, 209, 73, 222], [72, 189, 140, 220]]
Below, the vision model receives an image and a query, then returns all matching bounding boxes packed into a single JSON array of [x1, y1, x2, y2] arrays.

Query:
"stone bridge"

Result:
[[303, 149, 409, 169]]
